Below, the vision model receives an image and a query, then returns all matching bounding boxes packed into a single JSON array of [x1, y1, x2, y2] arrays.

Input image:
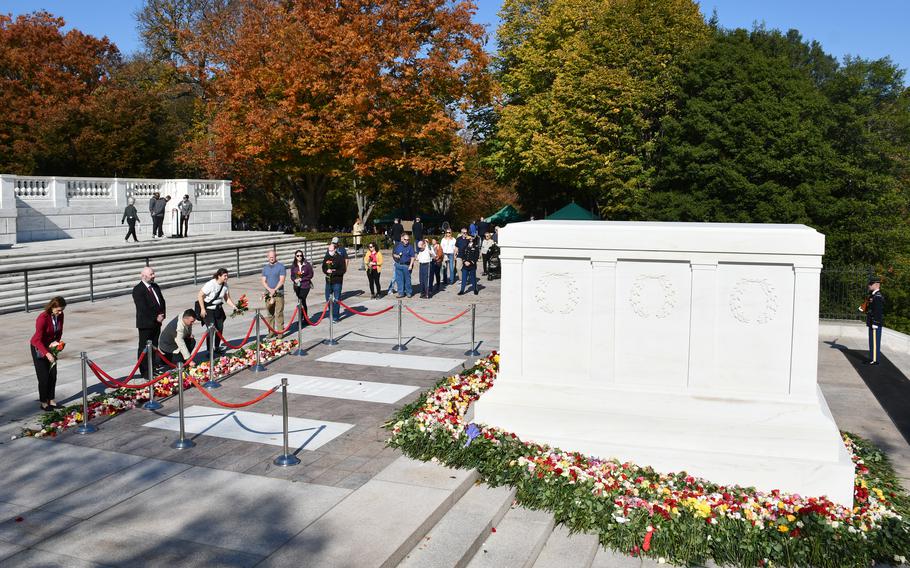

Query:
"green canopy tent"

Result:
[[484, 204, 522, 225], [545, 201, 599, 221]]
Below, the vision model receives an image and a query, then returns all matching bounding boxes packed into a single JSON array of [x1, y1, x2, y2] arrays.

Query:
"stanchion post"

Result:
[[144, 340, 154, 387], [274, 378, 301, 467], [392, 299, 407, 351], [203, 325, 220, 389], [143, 339, 162, 409], [253, 309, 267, 371], [171, 362, 195, 449], [464, 303, 480, 356], [323, 295, 339, 345], [76, 352, 97, 435], [294, 300, 307, 356]]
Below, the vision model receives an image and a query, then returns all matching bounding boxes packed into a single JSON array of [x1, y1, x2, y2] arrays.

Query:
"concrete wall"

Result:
[[0, 175, 232, 244]]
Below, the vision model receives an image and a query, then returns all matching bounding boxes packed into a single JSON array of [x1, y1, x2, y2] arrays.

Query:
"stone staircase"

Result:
[[263, 456, 679, 568], [0, 232, 326, 314]]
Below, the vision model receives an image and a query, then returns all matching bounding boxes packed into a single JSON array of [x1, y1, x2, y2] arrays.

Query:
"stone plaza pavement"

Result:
[[0, 248, 908, 566]]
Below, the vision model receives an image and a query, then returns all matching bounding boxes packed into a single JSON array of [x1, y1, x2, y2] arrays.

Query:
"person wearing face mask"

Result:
[[30, 296, 67, 411], [132, 266, 166, 377]]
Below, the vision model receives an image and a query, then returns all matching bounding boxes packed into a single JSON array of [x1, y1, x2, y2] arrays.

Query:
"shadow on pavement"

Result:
[[828, 340, 910, 445]]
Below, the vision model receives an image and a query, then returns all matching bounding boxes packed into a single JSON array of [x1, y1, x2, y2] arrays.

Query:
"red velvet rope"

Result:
[[87, 359, 170, 390], [404, 306, 470, 325], [215, 318, 258, 349], [336, 300, 395, 317], [187, 375, 278, 408], [302, 302, 330, 326], [260, 306, 300, 334]]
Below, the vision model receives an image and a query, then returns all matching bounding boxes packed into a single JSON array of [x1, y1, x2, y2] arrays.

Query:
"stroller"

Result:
[[486, 243, 501, 280]]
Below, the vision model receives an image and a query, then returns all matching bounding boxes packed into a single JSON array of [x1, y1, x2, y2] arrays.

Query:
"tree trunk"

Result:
[[286, 173, 329, 230], [354, 182, 376, 226]]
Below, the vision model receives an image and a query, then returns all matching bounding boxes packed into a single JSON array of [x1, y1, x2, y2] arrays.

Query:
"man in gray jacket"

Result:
[[159, 309, 197, 366], [177, 195, 193, 237], [150, 193, 167, 238]]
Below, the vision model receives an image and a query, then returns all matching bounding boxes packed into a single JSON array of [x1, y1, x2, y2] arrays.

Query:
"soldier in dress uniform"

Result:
[[865, 276, 885, 365]]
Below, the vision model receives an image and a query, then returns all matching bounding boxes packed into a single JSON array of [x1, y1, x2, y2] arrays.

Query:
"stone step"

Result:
[[465, 505, 555, 568], [532, 524, 600, 568], [398, 482, 516, 568], [259, 457, 478, 568]]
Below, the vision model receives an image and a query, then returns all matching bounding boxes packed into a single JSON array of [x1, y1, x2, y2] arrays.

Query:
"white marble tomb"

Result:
[[471, 221, 855, 505]]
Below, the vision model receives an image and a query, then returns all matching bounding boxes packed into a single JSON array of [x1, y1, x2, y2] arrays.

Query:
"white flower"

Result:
[[612, 515, 629, 524]]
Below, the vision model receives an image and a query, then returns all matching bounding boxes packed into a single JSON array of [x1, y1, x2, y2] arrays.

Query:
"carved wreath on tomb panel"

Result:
[[629, 274, 677, 319], [534, 273, 580, 315], [729, 278, 778, 325]]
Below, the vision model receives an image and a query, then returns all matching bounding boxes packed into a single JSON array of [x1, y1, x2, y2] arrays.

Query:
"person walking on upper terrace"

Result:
[[122, 197, 140, 242], [177, 195, 193, 237]]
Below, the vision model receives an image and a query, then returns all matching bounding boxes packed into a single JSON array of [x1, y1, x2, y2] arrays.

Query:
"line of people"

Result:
[[27, 231, 495, 412]]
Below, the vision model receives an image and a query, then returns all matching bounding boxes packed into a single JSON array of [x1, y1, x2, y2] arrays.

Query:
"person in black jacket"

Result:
[[390, 218, 404, 245], [132, 266, 166, 377], [458, 236, 481, 295], [121, 197, 140, 242], [322, 244, 347, 322], [412, 216, 424, 250], [865, 277, 885, 365]]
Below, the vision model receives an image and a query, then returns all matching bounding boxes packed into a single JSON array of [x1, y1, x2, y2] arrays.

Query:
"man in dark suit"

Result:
[[133, 266, 166, 377]]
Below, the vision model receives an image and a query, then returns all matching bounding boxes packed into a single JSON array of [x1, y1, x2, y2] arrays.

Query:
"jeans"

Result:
[[869, 325, 883, 363], [418, 262, 431, 296], [367, 269, 381, 296], [431, 261, 442, 291], [325, 282, 342, 320], [394, 264, 413, 296], [444, 253, 455, 284], [459, 267, 477, 294]]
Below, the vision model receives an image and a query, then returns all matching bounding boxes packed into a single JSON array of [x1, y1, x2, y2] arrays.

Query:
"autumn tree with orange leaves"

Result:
[[182, 0, 491, 228]]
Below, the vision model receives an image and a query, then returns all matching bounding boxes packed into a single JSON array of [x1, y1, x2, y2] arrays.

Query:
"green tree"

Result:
[[491, 0, 710, 217], [644, 27, 910, 265]]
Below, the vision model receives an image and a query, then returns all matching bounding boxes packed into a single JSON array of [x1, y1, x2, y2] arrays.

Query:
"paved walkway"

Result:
[[0, 241, 909, 565]]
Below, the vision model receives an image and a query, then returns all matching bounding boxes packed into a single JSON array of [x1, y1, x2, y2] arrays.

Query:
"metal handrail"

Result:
[[2, 236, 317, 312]]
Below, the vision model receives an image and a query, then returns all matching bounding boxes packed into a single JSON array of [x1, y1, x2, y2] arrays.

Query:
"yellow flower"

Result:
[[778, 525, 789, 533], [786, 514, 796, 523]]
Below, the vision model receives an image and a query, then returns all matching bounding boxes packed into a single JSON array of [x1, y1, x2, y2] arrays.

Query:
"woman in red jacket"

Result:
[[30, 296, 66, 411]]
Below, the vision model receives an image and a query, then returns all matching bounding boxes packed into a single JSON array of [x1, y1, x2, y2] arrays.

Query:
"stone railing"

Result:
[[0, 174, 233, 244]]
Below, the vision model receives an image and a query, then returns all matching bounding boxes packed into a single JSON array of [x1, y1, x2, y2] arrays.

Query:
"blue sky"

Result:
[[3, 0, 909, 76]]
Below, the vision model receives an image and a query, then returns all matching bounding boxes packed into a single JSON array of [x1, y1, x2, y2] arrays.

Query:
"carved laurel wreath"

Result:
[[534, 272, 580, 314], [629, 274, 677, 319], [729, 278, 778, 325]]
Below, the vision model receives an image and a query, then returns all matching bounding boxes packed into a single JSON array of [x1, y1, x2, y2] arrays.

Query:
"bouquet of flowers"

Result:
[[262, 290, 276, 307], [49, 341, 65, 369], [231, 294, 249, 318]]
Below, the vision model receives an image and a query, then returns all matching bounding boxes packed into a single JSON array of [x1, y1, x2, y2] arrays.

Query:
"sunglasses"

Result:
[[295, 254, 303, 257]]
